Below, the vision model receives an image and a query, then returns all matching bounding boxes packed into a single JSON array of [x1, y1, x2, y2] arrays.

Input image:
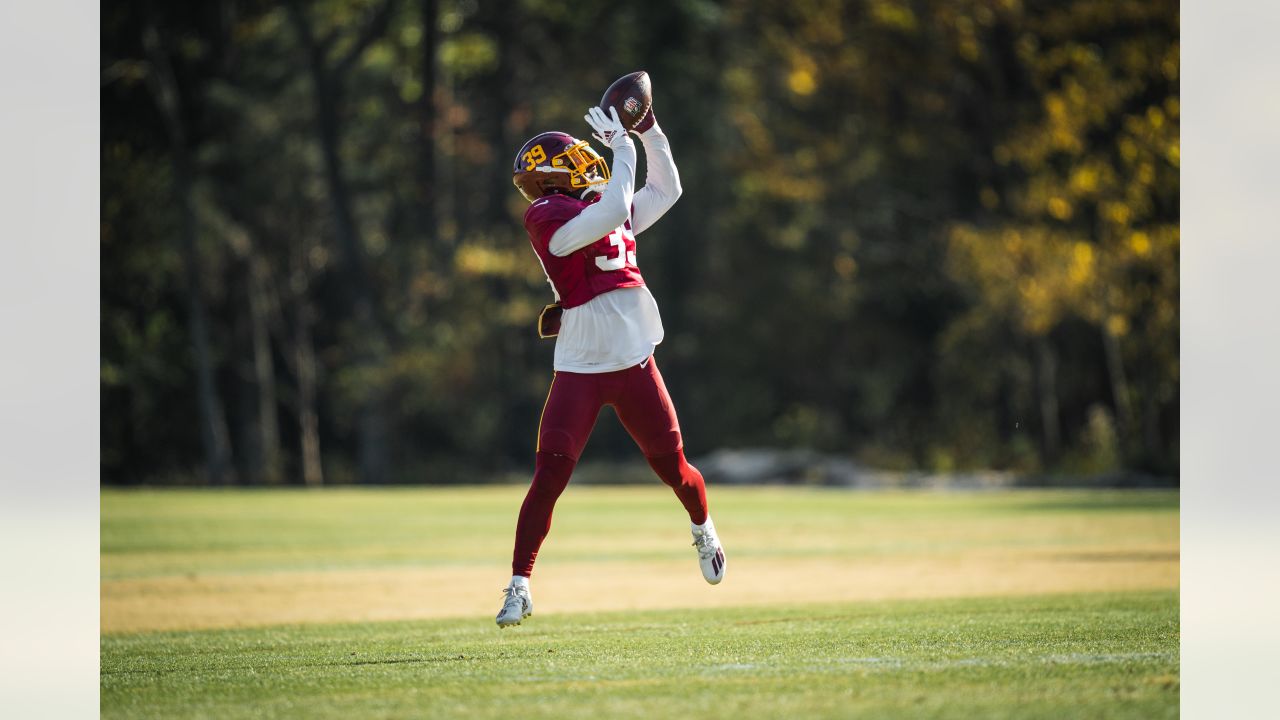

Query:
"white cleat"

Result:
[[692, 518, 726, 585], [495, 585, 533, 628]]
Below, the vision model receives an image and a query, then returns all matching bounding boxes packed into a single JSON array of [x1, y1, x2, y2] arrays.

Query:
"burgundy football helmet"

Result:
[[512, 131, 610, 203]]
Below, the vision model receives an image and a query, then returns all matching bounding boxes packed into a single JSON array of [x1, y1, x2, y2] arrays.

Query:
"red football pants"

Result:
[[511, 356, 709, 577]]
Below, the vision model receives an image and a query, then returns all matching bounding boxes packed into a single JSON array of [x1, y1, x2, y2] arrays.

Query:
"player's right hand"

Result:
[[632, 106, 656, 135], [585, 106, 629, 149]]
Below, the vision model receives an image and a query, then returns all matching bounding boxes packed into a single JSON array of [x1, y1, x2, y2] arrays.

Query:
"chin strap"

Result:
[[539, 186, 599, 202]]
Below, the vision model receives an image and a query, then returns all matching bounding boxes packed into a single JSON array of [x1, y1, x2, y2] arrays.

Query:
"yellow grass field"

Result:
[[101, 486, 1178, 634]]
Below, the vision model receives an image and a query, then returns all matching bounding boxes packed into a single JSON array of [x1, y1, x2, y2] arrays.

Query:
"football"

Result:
[[599, 71, 652, 131]]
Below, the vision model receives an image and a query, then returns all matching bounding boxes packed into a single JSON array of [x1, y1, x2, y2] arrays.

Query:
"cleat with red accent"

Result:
[[691, 517, 726, 585]]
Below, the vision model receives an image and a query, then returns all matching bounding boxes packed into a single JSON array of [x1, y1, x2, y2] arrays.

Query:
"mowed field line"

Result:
[[101, 487, 1178, 634], [102, 547, 1177, 633]]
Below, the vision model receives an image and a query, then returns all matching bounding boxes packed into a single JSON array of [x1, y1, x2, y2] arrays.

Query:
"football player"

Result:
[[495, 103, 725, 628]]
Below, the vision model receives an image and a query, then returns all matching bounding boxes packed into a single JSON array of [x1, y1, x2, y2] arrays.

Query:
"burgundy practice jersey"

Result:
[[524, 194, 645, 309]]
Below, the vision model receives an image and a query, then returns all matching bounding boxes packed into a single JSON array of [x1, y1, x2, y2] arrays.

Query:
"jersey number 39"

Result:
[[594, 226, 637, 271]]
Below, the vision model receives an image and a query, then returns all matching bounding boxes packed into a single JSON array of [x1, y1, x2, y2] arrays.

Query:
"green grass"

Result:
[[101, 487, 1179, 718], [102, 591, 1178, 719]]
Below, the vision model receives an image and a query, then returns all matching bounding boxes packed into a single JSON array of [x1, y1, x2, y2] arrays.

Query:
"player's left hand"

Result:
[[585, 106, 629, 149]]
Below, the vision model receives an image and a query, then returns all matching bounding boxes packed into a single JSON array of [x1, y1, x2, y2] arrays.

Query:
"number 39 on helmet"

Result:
[[512, 132, 611, 203]]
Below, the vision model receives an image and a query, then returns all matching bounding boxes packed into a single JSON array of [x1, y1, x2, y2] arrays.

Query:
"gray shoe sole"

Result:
[[496, 612, 531, 628]]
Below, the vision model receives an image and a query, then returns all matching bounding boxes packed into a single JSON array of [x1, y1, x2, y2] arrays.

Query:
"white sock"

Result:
[[509, 575, 530, 590], [692, 516, 714, 534]]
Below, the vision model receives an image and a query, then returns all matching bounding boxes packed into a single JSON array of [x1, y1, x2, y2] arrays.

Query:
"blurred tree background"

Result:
[[101, 0, 1178, 485]]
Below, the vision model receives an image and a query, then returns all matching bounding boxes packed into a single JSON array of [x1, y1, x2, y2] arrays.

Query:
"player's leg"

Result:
[[499, 371, 601, 627], [612, 356, 707, 521], [612, 356, 725, 584], [512, 372, 602, 577]]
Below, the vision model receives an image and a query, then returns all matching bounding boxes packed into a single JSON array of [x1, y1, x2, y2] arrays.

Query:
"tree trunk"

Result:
[[269, 238, 326, 488], [234, 282, 257, 482], [288, 2, 393, 484], [483, 2, 521, 467], [419, 0, 439, 240], [1101, 325, 1133, 455], [293, 287, 324, 487], [1143, 387, 1163, 462], [248, 252, 282, 484], [143, 25, 234, 485], [484, 2, 518, 223], [1035, 336, 1061, 466]]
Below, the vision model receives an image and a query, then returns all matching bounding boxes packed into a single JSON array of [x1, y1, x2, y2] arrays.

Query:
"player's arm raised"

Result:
[[629, 108, 682, 236], [547, 107, 637, 257]]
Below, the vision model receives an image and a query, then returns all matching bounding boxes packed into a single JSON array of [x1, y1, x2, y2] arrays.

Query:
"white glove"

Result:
[[584, 106, 629, 149]]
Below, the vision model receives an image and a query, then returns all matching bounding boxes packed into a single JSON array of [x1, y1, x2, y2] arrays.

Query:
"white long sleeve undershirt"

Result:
[[547, 123, 682, 257], [548, 138, 636, 257], [546, 123, 683, 374], [629, 125, 683, 235]]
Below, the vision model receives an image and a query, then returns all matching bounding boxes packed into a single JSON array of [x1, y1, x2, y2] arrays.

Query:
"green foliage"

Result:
[[101, 0, 1179, 483]]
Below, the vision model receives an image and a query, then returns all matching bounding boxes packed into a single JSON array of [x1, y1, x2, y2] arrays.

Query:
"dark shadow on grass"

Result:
[[102, 654, 472, 677], [343, 657, 435, 667], [732, 615, 854, 627]]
